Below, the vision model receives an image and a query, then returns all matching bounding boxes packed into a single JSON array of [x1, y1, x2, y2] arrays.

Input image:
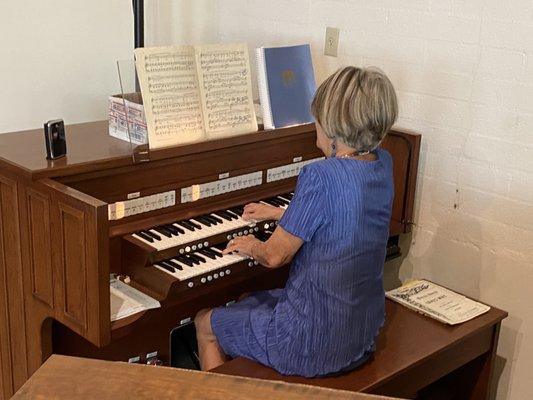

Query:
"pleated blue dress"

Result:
[[211, 148, 394, 377]]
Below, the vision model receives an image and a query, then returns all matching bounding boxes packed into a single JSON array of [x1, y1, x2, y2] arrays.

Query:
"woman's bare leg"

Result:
[[194, 308, 228, 370]]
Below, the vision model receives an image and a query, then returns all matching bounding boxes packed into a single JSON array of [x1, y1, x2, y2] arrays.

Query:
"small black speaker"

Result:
[[44, 119, 67, 160]]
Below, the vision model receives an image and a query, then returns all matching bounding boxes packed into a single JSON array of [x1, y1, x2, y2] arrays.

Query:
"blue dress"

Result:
[[211, 148, 394, 377]]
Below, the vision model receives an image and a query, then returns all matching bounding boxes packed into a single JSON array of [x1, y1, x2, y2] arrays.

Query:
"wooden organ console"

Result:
[[0, 121, 420, 399]]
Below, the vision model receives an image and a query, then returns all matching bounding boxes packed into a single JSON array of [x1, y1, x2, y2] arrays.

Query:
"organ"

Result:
[[0, 121, 420, 399]]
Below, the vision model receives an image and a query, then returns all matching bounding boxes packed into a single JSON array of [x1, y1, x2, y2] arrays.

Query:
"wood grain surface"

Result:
[[12, 355, 400, 400]]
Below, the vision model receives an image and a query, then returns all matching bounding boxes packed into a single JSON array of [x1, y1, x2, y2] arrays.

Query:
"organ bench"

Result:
[[0, 121, 423, 398], [214, 299, 507, 399]]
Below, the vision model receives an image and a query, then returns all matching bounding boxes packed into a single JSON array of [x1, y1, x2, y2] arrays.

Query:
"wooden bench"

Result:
[[212, 299, 507, 399], [13, 355, 401, 400]]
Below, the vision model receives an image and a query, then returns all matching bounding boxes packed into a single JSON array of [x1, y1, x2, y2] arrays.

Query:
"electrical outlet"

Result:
[[324, 27, 340, 57]]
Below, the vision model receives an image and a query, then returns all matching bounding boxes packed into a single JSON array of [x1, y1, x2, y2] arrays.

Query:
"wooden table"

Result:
[[213, 300, 507, 399], [12, 355, 400, 400]]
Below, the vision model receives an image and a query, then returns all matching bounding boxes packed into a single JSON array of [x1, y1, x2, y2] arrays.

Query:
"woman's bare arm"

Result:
[[222, 226, 303, 269]]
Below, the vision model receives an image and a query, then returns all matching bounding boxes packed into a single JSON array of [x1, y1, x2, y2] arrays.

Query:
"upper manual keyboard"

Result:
[[129, 193, 293, 252]]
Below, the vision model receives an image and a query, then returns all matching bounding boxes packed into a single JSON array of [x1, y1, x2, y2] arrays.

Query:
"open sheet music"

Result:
[[386, 280, 490, 325], [135, 43, 257, 149]]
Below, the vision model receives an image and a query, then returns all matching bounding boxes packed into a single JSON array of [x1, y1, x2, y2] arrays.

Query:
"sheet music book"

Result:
[[386, 280, 490, 325], [134, 43, 258, 149], [110, 278, 160, 321], [255, 44, 316, 129]]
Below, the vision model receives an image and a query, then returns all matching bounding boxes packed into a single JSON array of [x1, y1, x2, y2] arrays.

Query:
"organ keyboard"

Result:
[[0, 121, 420, 399], [127, 193, 290, 252]]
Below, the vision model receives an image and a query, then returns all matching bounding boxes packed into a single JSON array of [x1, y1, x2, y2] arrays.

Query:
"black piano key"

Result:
[[144, 230, 162, 241], [214, 211, 233, 221], [198, 249, 216, 260], [208, 214, 223, 224], [176, 256, 194, 267], [176, 221, 195, 231], [135, 231, 154, 243], [225, 210, 240, 219], [193, 216, 211, 227], [165, 259, 183, 270], [185, 254, 200, 265], [225, 210, 240, 220], [275, 196, 290, 205], [186, 219, 203, 229], [212, 244, 227, 254], [154, 227, 173, 238], [161, 260, 178, 272], [170, 224, 186, 234], [184, 220, 201, 230], [164, 225, 180, 236], [203, 215, 220, 225], [190, 253, 206, 263], [156, 262, 175, 273], [269, 197, 285, 206], [200, 215, 216, 226], [229, 207, 243, 216], [203, 248, 222, 258]]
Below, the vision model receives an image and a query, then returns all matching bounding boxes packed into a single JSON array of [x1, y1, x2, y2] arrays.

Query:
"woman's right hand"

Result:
[[242, 202, 283, 222]]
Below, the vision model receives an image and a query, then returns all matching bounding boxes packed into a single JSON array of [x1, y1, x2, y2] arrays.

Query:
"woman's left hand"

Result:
[[223, 235, 260, 257]]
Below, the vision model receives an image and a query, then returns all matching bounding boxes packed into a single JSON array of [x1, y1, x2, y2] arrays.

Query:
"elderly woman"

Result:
[[194, 66, 398, 377]]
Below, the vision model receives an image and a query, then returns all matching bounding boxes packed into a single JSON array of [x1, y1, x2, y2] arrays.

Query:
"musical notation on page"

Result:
[[135, 46, 205, 149], [196, 44, 257, 139], [134, 43, 258, 150]]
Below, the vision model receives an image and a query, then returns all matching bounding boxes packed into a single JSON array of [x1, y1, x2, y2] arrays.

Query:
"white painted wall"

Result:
[[216, 1, 532, 399], [145, 0, 217, 47], [0, 0, 216, 134]]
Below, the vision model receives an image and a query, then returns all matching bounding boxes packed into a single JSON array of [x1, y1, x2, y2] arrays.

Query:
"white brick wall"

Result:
[[217, 1, 532, 399]]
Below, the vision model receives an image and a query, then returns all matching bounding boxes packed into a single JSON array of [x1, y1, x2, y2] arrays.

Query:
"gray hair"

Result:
[[311, 66, 398, 152]]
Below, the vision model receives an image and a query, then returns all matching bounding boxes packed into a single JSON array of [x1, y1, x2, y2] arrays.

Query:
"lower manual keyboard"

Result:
[[130, 240, 271, 297], [153, 244, 255, 284]]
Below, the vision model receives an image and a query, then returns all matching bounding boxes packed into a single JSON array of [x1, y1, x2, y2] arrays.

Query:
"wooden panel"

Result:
[[25, 189, 53, 307], [0, 188, 13, 400], [381, 131, 420, 234], [43, 179, 110, 347], [0, 349, 4, 400], [64, 131, 319, 203], [371, 326, 494, 397], [0, 175, 28, 398], [58, 203, 87, 329], [0, 121, 316, 180], [12, 355, 400, 400]]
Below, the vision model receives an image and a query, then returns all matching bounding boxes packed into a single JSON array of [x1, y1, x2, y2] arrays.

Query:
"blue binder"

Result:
[[256, 44, 316, 129]]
